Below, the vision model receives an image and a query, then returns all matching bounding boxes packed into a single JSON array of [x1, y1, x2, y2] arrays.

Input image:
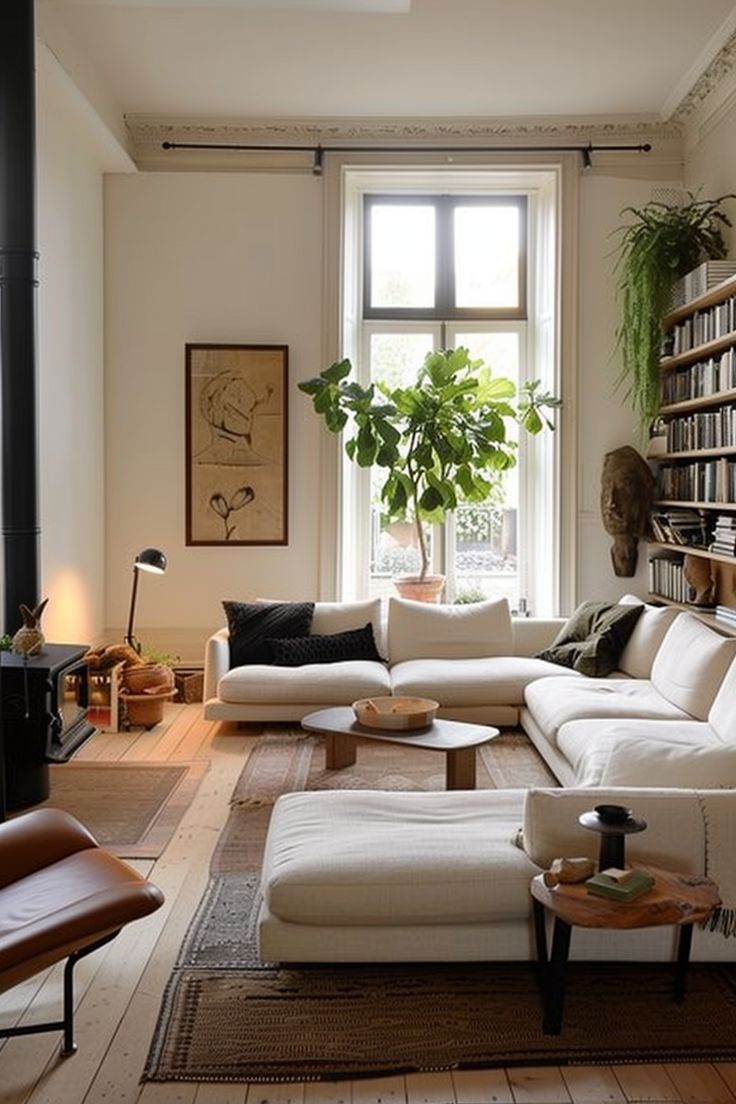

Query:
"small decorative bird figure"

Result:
[[12, 598, 49, 657]]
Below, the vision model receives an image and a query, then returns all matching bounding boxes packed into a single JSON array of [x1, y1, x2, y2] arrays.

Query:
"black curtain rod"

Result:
[[161, 139, 652, 173]]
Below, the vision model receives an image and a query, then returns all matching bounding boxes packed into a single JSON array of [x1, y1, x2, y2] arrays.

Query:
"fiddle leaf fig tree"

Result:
[[299, 347, 560, 581], [614, 191, 734, 433]]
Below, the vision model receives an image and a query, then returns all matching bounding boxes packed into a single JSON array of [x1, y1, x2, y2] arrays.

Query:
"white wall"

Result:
[[103, 171, 324, 638], [575, 171, 683, 605], [33, 46, 133, 646]]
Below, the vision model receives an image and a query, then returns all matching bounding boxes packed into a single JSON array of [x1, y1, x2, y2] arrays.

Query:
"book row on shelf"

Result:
[[668, 295, 736, 355], [658, 457, 736, 503], [649, 551, 695, 605], [661, 348, 736, 405], [664, 403, 736, 451], [650, 508, 710, 548], [711, 514, 736, 556]]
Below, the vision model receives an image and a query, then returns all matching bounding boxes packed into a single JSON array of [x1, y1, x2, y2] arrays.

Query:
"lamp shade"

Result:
[[134, 548, 167, 574]]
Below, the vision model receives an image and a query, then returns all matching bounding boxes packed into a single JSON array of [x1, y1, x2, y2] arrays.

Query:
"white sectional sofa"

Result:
[[205, 593, 736, 790], [258, 784, 736, 963]]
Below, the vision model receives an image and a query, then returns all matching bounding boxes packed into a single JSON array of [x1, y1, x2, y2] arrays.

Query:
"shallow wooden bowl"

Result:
[[352, 696, 439, 731]]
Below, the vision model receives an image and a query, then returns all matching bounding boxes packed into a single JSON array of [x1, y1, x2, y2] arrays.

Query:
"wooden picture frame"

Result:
[[185, 343, 288, 546]]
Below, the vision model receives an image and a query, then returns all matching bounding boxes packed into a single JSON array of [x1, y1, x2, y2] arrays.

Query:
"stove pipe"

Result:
[[0, 0, 41, 635]]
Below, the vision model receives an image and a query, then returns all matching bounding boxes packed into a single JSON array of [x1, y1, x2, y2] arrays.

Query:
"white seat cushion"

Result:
[[262, 789, 535, 926], [390, 656, 579, 707], [387, 597, 512, 663], [218, 660, 391, 704], [523, 676, 689, 745], [556, 718, 718, 787], [651, 612, 736, 720]]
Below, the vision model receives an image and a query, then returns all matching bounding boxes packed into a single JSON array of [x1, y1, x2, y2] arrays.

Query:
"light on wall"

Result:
[[124, 548, 167, 654]]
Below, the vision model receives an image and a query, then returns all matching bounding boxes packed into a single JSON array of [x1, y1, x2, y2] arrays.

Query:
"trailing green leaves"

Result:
[[613, 191, 734, 433]]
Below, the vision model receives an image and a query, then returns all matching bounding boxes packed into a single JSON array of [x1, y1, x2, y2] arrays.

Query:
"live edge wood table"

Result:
[[301, 707, 499, 790], [530, 866, 721, 1035]]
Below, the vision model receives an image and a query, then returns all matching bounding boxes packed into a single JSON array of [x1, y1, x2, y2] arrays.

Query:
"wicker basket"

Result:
[[174, 668, 204, 703]]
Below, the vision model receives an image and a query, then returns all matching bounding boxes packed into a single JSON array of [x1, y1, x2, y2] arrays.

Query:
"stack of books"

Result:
[[715, 605, 736, 629], [650, 508, 708, 548], [586, 867, 655, 903], [710, 515, 736, 557]]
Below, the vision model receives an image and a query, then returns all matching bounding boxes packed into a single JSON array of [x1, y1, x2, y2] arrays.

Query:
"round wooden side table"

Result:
[[530, 865, 721, 1035]]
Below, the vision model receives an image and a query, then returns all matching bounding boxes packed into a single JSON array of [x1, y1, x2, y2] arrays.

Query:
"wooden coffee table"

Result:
[[301, 707, 499, 790], [530, 865, 721, 1035]]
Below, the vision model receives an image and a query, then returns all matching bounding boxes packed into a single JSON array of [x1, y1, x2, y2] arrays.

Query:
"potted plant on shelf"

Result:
[[299, 347, 559, 601], [613, 190, 734, 434]]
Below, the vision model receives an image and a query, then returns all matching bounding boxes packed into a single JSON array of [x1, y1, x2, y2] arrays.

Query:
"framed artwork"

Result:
[[185, 343, 288, 545]]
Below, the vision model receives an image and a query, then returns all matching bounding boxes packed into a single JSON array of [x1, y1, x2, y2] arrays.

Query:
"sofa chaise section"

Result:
[[258, 785, 736, 964]]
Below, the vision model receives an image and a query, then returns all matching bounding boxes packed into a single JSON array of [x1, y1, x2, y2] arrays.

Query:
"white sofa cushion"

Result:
[[218, 659, 391, 704], [387, 597, 512, 664], [709, 657, 736, 742], [262, 789, 535, 926], [390, 656, 579, 707], [651, 612, 736, 720], [556, 718, 721, 787], [523, 676, 689, 745], [522, 787, 707, 873], [617, 594, 681, 679]]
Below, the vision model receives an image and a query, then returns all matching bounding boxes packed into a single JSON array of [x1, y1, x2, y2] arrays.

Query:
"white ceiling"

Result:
[[39, 0, 736, 125]]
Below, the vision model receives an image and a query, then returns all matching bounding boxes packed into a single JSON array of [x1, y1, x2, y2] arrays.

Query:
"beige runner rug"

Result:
[[35, 760, 208, 858]]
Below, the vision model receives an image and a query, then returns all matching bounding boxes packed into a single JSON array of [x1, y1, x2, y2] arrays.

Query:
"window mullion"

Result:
[[436, 196, 453, 317]]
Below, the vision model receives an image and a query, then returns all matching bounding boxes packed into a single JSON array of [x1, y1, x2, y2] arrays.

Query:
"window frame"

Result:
[[363, 193, 528, 322]]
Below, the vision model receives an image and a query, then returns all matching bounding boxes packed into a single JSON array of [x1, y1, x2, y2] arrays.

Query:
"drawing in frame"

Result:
[[185, 343, 288, 546]]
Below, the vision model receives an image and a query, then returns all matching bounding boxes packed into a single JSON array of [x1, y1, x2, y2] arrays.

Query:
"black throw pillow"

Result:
[[535, 600, 644, 677], [268, 623, 385, 667], [223, 601, 315, 667]]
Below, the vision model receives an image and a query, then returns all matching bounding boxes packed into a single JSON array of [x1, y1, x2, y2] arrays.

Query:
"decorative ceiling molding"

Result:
[[125, 113, 683, 172], [669, 27, 736, 125]]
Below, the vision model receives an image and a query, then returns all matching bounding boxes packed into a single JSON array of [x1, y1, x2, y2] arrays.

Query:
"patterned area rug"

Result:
[[150, 728, 657, 1082], [144, 874, 736, 1081], [35, 760, 208, 858]]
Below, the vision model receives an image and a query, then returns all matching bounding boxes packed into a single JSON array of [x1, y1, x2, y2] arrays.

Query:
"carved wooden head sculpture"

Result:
[[600, 446, 655, 577]]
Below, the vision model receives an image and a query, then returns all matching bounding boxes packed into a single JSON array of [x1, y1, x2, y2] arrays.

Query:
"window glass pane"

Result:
[[452, 331, 520, 609], [454, 205, 520, 309], [368, 333, 435, 599], [370, 206, 435, 309]]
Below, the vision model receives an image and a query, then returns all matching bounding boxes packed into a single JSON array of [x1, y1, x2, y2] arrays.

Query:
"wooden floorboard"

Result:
[[2, 702, 732, 1102]]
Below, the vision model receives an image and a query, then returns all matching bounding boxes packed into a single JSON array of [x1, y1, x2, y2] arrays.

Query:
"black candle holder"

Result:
[[579, 803, 647, 870]]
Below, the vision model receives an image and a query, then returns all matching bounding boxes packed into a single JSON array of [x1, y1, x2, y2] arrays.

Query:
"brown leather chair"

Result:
[[0, 807, 164, 1055]]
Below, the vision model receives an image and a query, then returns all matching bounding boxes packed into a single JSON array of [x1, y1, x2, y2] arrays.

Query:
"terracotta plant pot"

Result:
[[393, 574, 446, 603], [121, 689, 175, 729]]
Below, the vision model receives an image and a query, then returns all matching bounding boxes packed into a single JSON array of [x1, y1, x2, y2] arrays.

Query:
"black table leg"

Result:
[[674, 923, 694, 1002], [532, 897, 548, 965], [544, 917, 572, 1035]]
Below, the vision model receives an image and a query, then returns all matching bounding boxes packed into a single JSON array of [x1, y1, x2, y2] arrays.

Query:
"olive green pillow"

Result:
[[536, 600, 644, 677]]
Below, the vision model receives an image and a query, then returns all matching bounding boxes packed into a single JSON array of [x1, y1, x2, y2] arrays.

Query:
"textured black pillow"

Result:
[[535, 600, 644, 677], [223, 601, 315, 667], [268, 623, 384, 667]]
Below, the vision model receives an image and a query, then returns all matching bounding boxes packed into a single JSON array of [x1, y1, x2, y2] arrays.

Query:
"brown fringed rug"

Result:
[[37, 760, 208, 858], [144, 876, 736, 1082]]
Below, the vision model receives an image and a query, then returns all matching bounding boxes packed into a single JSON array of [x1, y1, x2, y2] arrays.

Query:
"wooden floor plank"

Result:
[[451, 1067, 513, 1103], [405, 1072, 455, 1104], [561, 1065, 626, 1103], [663, 1063, 735, 1102], [715, 1065, 736, 1096], [244, 1086, 306, 1104], [506, 1065, 571, 1103], [303, 1081, 352, 1104], [193, 1084, 249, 1104], [610, 1064, 681, 1102], [350, 1075, 407, 1104]]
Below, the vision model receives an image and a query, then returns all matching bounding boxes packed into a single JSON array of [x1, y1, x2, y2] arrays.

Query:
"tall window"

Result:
[[339, 169, 560, 614]]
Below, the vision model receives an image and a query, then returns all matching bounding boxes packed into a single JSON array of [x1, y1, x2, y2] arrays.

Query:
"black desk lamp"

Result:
[[125, 548, 167, 654]]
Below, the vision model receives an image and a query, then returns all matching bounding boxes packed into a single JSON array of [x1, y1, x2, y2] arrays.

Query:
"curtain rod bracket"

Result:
[[313, 144, 324, 176]]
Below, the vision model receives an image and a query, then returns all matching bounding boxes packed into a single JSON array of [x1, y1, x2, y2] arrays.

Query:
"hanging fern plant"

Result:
[[614, 191, 734, 433]]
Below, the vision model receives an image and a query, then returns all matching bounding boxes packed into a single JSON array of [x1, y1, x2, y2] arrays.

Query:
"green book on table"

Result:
[[586, 869, 655, 902]]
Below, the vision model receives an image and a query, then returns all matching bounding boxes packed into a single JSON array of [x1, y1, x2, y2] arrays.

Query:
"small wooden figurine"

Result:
[[542, 856, 596, 887], [11, 598, 49, 657]]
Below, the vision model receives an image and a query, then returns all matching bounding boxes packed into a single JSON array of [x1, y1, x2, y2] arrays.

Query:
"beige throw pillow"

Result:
[[651, 612, 736, 720], [387, 596, 511, 664], [617, 594, 680, 679]]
